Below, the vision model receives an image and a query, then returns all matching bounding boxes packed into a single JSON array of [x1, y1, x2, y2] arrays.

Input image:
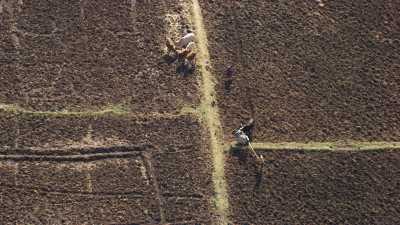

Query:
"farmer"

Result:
[[234, 128, 250, 146], [242, 118, 255, 142], [225, 65, 235, 77], [233, 118, 255, 145]]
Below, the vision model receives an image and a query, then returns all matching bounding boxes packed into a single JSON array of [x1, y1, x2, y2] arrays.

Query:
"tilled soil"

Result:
[[0, 113, 214, 224], [200, 0, 400, 141], [16, 113, 91, 149], [226, 149, 400, 225], [0, 153, 161, 224], [0, 186, 159, 224], [0, 0, 199, 112], [0, 111, 204, 150], [0, 111, 16, 147]]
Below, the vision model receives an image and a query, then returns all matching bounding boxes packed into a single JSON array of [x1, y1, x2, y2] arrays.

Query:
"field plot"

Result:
[[200, 0, 400, 142], [0, 111, 16, 147], [0, 150, 160, 224], [0, 112, 214, 224], [226, 149, 400, 225], [0, 0, 198, 112]]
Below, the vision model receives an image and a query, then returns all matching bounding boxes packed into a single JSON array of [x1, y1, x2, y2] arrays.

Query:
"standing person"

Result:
[[233, 119, 264, 165], [242, 118, 255, 142], [225, 65, 235, 77], [233, 118, 255, 145], [224, 65, 235, 93], [233, 128, 250, 146]]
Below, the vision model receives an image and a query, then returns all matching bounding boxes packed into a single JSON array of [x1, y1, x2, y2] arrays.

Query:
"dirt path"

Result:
[[190, 0, 230, 224], [142, 152, 166, 224], [251, 141, 400, 151], [0, 103, 197, 118]]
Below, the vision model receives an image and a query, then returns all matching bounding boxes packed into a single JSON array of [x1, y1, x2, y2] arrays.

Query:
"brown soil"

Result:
[[199, 0, 400, 142], [0, 111, 16, 147], [16, 113, 91, 149], [0, 111, 204, 150], [0, 185, 159, 224], [226, 149, 400, 225], [0, 151, 161, 224], [0, 0, 199, 112], [164, 197, 212, 224], [153, 150, 212, 223], [0, 113, 214, 224]]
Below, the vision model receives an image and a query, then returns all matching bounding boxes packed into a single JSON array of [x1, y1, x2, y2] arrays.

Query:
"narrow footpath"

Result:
[[252, 141, 400, 151], [190, 0, 230, 224]]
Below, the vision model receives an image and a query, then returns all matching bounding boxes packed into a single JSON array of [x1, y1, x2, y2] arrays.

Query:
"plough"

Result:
[[247, 142, 265, 165], [233, 119, 265, 165]]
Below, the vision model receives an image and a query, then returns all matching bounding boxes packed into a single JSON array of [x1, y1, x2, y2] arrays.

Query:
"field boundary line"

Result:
[[0, 151, 143, 162], [142, 152, 167, 224], [0, 183, 146, 198], [190, 0, 230, 224], [0, 103, 198, 118], [1, 144, 154, 152], [247, 142, 400, 151]]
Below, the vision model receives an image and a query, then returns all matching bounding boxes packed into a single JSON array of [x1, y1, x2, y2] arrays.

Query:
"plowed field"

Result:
[[0, 112, 213, 224], [227, 149, 400, 224], [1, 0, 400, 224], [0, 152, 160, 224], [200, 0, 400, 142], [0, 0, 198, 112]]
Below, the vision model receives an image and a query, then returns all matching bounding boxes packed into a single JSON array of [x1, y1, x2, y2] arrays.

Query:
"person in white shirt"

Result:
[[233, 118, 255, 146], [234, 129, 250, 145]]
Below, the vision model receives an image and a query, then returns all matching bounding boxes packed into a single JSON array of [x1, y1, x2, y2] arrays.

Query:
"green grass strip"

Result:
[[251, 141, 400, 151]]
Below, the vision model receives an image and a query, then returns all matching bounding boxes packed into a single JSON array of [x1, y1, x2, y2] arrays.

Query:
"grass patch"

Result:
[[0, 103, 199, 119], [250, 141, 400, 151]]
